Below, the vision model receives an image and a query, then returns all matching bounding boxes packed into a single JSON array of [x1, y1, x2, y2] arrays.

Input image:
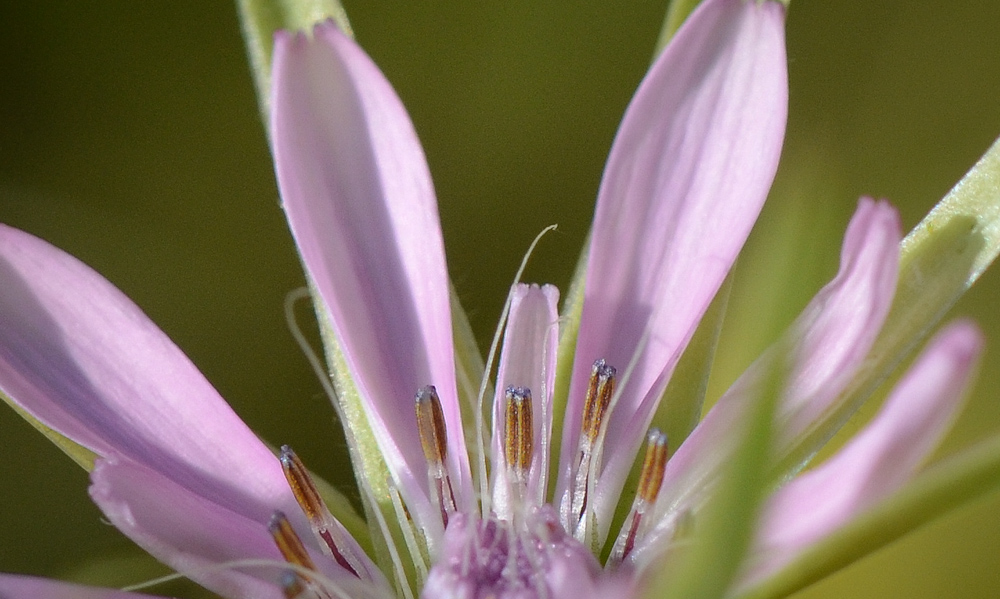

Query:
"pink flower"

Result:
[[0, 1, 986, 598]]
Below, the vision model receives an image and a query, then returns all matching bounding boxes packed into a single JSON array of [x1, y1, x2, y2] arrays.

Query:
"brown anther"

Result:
[[415, 385, 448, 471], [415, 385, 457, 526], [280, 446, 324, 523], [280, 570, 307, 599], [569, 359, 618, 535], [580, 359, 616, 444], [280, 446, 362, 578], [612, 429, 670, 564], [636, 429, 668, 504], [269, 511, 316, 572], [503, 386, 534, 477]]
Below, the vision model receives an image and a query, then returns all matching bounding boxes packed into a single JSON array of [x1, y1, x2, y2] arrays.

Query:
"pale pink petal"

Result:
[[556, 0, 789, 537], [0, 574, 167, 599], [739, 321, 983, 588], [0, 225, 297, 525], [91, 457, 379, 599], [271, 21, 470, 524], [629, 198, 902, 565], [490, 284, 559, 518]]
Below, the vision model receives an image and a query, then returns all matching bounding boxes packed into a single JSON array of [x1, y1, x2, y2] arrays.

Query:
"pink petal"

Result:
[[0, 574, 166, 599], [91, 457, 376, 599], [630, 198, 902, 565], [740, 320, 983, 587], [556, 0, 788, 535], [490, 284, 560, 518], [271, 22, 471, 524], [0, 225, 297, 525]]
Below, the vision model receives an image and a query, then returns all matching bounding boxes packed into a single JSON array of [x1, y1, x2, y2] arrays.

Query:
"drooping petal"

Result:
[[271, 21, 471, 526], [0, 574, 166, 599], [91, 457, 381, 599], [556, 0, 788, 536], [0, 225, 299, 526], [630, 198, 902, 564], [90, 457, 286, 599], [490, 284, 559, 518], [739, 320, 983, 589]]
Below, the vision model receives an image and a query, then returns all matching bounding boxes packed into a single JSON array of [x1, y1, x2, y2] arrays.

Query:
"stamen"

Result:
[[636, 429, 668, 504], [503, 386, 534, 482], [580, 360, 617, 446], [280, 446, 364, 578], [415, 385, 457, 527], [569, 360, 617, 536], [609, 429, 669, 565], [269, 511, 317, 572], [281, 570, 307, 599]]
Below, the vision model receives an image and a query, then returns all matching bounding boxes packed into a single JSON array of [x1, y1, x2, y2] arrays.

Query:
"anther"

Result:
[[280, 446, 364, 578], [580, 359, 616, 445], [636, 429, 668, 505], [269, 511, 317, 573], [415, 385, 457, 527], [610, 429, 669, 565], [280, 570, 307, 599], [503, 386, 534, 482], [568, 360, 617, 537]]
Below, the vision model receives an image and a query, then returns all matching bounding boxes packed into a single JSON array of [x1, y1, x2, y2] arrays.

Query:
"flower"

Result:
[[0, 0, 990, 598]]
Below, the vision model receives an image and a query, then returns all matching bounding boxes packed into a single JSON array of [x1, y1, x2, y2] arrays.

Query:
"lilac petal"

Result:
[[741, 320, 983, 588], [271, 22, 471, 522], [90, 457, 283, 599], [0, 574, 167, 599], [0, 225, 299, 525], [490, 284, 559, 518], [630, 198, 902, 564], [556, 0, 788, 533], [91, 457, 379, 599]]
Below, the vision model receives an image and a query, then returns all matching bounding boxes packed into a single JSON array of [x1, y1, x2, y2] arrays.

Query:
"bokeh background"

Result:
[[1, 1, 999, 597]]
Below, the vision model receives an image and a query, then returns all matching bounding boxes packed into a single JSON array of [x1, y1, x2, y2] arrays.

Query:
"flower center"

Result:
[[266, 358, 672, 598], [421, 508, 601, 599]]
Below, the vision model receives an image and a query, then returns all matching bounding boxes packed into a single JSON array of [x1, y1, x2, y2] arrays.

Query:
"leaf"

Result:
[[649, 345, 785, 599]]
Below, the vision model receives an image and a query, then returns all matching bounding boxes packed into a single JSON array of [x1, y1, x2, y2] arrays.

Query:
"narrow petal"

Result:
[[490, 284, 559, 518], [0, 225, 297, 524], [556, 0, 788, 535], [740, 321, 983, 588], [271, 21, 471, 525], [0, 574, 166, 599], [631, 198, 901, 564], [91, 457, 380, 599]]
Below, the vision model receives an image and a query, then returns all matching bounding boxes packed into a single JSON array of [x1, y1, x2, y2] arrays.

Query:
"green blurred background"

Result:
[[1, 1, 999, 597]]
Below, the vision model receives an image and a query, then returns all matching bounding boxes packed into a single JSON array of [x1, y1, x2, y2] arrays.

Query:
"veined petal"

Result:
[[739, 320, 983, 589], [630, 198, 901, 565], [490, 284, 560, 518], [0, 225, 297, 525], [271, 21, 471, 525], [557, 0, 788, 538], [0, 574, 166, 599]]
